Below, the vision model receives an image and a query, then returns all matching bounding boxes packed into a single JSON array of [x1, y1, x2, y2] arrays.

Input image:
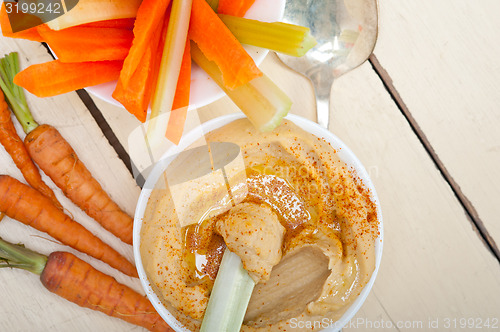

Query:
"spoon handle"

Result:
[[315, 93, 330, 129]]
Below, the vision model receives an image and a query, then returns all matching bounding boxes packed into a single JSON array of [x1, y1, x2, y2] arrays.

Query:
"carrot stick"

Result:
[[24, 124, 134, 245], [112, 47, 153, 123], [77, 18, 135, 30], [217, 0, 255, 17], [189, 0, 262, 90], [0, 91, 62, 210], [0, 3, 45, 42], [165, 41, 191, 145], [0, 238, 172, 331], [13, 59, 123, 98], [112, 12, 167, 123], [0, 175, 138, 277], [40, 27, 133, 62], [117, 0, 172, 88]]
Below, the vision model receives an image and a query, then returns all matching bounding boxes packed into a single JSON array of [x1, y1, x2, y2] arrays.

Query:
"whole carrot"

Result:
[[0, 175, 137, 278], [0, 238, 172, 332], [24, 124, 134, 245], [0, 89, 62, 210], [1, 52, 134, 245]]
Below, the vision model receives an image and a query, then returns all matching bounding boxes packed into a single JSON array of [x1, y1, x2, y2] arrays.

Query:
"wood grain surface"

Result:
[[1, 0, 500, 331]]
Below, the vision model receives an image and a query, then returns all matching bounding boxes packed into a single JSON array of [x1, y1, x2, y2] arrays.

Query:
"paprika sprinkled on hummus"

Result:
[[140, 119, 379, 331]]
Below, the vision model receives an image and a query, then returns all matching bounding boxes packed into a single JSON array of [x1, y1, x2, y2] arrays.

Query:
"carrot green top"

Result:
[[0, 52, 38, 134], [0, 237, 47, 275]]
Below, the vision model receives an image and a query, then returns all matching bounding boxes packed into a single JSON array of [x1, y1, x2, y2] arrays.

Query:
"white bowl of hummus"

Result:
[[133, 114, 383, 332]]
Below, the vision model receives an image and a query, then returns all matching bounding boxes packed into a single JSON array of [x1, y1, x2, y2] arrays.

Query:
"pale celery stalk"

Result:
[[200, 249, 255, 332], [206, 0, 219, 11], [219, 14, 317, 57], [147, 0, 193, 146], [190, 42, 291, 132]]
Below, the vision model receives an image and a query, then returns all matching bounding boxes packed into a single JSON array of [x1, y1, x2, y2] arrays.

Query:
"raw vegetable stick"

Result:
[[0, 238, 172, 332], [219, 14, 317, 57], [189, 0, 262, 90], [40, 27, 134, 62], [165, 40, 191, 145], [0, 91, 62, 210], [78, 18, 135, 30], [0, 175, 138, 278], [2, 52, 134, 245], [147, 0, 192, 144], [191, 42, 291, 132], [14, 59, 123, 98], [112, 10, 167, 122], [117, 0, 172, 88], [217, 0, 255, 17]]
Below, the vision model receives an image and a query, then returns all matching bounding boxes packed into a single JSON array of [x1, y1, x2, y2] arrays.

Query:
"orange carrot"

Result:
[[24, 124, 134, 245], [112, 19, 164, 122], [77, 18, 136, 30], [40, 27, 133, 62], [113, 6, 170, 122], [0, 175, 138, 277], [42, 252, 172, 331], [0, 91, 62, 209], [217, 0, 255, 17], [0, 3, 44, 41], [166, 41, 191, 145], [112, 47, 153, 122], [118, 0, 172, 88], [14, 60, 123, 98], [189, 0, 262, 90], [0, 239, 172, 331]]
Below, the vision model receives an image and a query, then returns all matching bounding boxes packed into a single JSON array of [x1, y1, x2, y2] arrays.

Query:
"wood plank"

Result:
[[331, 63, 500, 328], [372, 0, 500, 251], [0, 38, 142, 331], [92, 53, 500, 328]]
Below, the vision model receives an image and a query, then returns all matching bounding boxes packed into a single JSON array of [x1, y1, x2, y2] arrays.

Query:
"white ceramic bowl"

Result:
[[133, 114, 383, 332], [86, 0, 285, 109]]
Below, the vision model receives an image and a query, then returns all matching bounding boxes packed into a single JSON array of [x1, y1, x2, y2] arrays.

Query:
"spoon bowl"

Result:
[[277, 0, 378, 128]]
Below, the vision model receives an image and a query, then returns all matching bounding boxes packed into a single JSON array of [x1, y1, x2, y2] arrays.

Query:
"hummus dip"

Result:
[[140, 119, 379, 331]]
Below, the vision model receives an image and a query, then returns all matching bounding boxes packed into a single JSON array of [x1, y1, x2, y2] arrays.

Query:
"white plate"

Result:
[[85, 0, 286, 109], [133, 114, 384, 332]]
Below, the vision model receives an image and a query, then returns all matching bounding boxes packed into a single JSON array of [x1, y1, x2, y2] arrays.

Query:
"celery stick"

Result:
[[219, 15, 317, 57], [200, 249, 255, 332], [191, 42, 291, 132], [0, 52, 39, 134], [148, 0, 193, 146]]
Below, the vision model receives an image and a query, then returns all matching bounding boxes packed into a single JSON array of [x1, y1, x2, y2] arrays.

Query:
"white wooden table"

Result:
[[1, 0, 500, 331]]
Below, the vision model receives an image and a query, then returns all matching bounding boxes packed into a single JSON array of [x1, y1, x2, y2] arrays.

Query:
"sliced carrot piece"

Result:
[[112, 11, 167, 122], [77, 18, 135, 30], [217, 0, 255, 17], [40, 27, 133, 62], [166, 40, 191, 145], [14, 60, 123, 98], [0, 3, 44, 41], [189, 0, 262, 90], [112, 48, 153, 123], [117, 0, 172, 88]]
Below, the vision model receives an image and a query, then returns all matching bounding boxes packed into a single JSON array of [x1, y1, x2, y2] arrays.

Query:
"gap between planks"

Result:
[[368, 54, 500, 263], [51, 35, 499, 262]]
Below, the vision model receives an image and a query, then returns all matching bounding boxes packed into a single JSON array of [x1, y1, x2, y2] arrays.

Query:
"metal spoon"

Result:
[[277, 0, 378, 128]]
